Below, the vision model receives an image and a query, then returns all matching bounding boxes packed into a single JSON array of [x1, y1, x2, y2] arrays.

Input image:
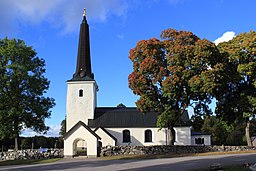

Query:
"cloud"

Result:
[[55, 0, 129, 33], [21, 125, 61, 137], [214, 31, 235, 45], [117, 34, 124, 40], [0, 0, 129, 34], [45, 125, 61, 137]]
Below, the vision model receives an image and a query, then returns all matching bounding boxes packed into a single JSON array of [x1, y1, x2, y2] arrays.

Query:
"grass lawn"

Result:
[[0, 158, 61, 166], [100, 150, 256, 160], [194, 165, 250, 171]]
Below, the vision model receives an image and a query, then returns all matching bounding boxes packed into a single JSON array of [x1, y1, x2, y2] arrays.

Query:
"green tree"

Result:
[[217, 31, 256, 146], [0, 38, 55, 150], [59, 119, 66, 137], [128, 29, 224, 145], [201, 116, 231, 145], [20, 137, 31, 149], [191, 115, 204, 132]]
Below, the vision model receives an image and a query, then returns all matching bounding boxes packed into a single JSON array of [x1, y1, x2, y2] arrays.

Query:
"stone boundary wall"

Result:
[[0, 148, 63, 161], [101, 145, 256, 157]]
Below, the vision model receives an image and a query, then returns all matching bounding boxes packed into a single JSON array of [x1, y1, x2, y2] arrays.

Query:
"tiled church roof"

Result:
[[88, 107, 190, 128]]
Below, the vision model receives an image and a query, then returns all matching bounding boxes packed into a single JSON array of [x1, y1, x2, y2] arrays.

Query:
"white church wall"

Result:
[[64, 125, 98, 158], [174, 127, 191, 145], [94, 128, 116, 147], [101, 127, 192, 146], [104, 128, 167, 146], [66, 81, 97, 131]]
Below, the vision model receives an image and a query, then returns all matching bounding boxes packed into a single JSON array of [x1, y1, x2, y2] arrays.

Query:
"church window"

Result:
[[195, 138, 204, 145], [171, 128, 176, 144], [145, 130, 152, 142], [123, 130, 130, 143], [79, 89, 83, 97]]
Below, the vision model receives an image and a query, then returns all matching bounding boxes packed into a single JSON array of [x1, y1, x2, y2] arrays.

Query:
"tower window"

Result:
[[123, 130, 131, 143], [79, 89, 83, 97], [145, 130, 152, 142]]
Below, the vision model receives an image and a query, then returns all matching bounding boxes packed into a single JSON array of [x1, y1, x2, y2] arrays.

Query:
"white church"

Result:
[[63, 10, 211, 158]]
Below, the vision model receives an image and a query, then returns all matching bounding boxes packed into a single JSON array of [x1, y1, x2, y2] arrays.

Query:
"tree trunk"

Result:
[[14, 136, 18, 151], [13, 119, 19, 151], [31, 141, 34, 150], [245, 119, 252, 146], [167, 126, 175, 145]]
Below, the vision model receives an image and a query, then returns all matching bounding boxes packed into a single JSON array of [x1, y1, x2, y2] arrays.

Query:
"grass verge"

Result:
[[193, 165, 250, 171], [0, 158, 61, 166], [100, 150, 256, 160]]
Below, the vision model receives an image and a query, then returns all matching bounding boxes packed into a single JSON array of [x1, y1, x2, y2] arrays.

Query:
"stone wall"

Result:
[[101, 145, 256, 157], [0, 148, 63, 161], [2, 146, 255, 160]]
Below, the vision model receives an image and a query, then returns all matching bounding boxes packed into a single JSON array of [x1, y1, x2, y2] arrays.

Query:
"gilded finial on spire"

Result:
[[83, 8, 86, 17]]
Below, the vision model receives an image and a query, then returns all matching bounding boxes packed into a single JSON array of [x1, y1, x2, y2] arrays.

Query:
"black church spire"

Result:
[[72, 8, 94, 81]]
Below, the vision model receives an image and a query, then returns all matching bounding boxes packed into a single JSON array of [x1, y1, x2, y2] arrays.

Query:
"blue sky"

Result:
[[0, 0, 255, 137]]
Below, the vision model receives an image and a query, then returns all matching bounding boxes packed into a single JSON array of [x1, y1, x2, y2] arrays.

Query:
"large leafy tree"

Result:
[[128, 29, 224, 145], [0, 38, 55, 150], [216, 31, 256, 146]]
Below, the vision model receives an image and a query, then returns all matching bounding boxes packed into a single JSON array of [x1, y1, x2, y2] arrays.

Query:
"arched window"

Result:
[[145, 130, 152, 142], [195, 138, 199, 144], [195, 138, 204, 145], [79, 89, 83, 97], [123, 130, 130, 143]]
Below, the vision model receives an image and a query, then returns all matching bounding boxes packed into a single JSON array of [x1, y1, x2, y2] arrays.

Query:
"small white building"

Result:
[[191, 132, 211, 146], [63, 10, 211, 158]]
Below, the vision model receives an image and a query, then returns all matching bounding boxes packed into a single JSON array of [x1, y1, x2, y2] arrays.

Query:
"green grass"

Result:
[[194, 165, 250, 171], [100, 150, 256, 160], [0, 158, 61, 166]]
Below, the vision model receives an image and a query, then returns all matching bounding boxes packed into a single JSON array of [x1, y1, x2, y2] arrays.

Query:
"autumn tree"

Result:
[[128, 29, 225, 145], [216, 31, 256, 146], [0, 38, 55, 150]]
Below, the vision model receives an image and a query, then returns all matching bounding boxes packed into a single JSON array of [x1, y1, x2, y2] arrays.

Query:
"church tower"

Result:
[[66, 9, 98, 131]]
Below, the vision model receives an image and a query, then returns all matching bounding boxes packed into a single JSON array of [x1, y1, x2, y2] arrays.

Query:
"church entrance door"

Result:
[[73, 138, 87, 157]]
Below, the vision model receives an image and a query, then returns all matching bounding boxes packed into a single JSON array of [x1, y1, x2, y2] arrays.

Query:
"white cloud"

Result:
[[117, 34, 124, 39], [214, 31, 235, 45], [45, 125, 61, 137], [0, 0, 129, 34], [21, 125, 61, 137]]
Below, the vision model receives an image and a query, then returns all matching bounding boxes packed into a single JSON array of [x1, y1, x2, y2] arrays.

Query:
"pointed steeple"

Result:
[[72, 8, 94, 81]]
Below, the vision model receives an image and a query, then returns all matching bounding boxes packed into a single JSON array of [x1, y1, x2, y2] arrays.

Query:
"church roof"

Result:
[[94, 127, 117, 142], [69, 8, 94, 81], [191, 132, 211, 136], [88, 107, 190, 128], [63, 121, 101, 140]]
